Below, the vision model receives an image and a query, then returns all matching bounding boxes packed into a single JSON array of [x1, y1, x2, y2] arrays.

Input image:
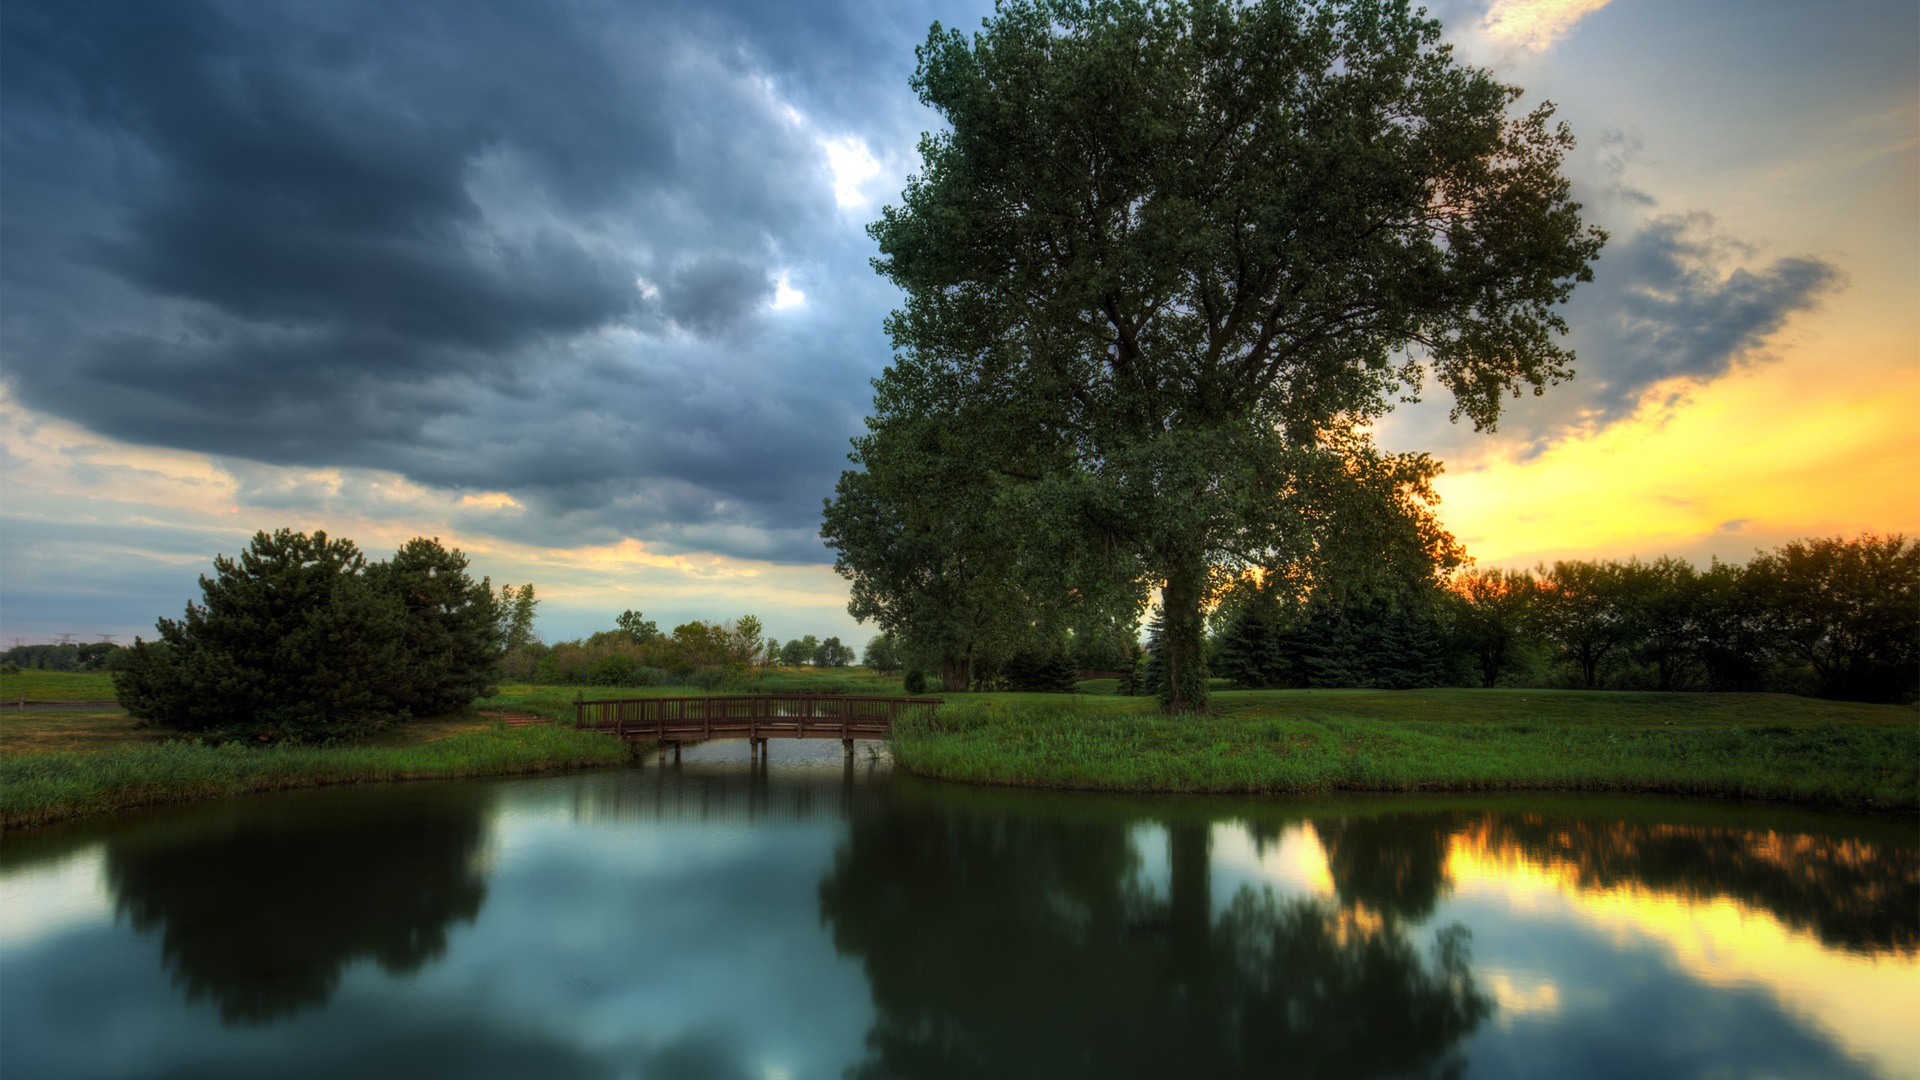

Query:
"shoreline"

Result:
[[0, 724, 632, 831], [5, 688, 1914, 828]]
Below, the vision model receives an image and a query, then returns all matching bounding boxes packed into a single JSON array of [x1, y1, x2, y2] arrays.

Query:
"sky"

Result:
[[1, 0, 1915, 646]]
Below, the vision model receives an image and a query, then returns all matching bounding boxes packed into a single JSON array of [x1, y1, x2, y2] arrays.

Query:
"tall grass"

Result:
[[891, 697, 1920, 812], [0, 724, 629, 829]]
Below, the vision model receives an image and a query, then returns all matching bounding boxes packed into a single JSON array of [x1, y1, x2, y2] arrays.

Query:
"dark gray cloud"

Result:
[[10, 0, 1838, 562], [661, 258, 775, 339], [1378, 209, 1842, 460], [1, 0, 973, 562], [1566, 213, 1841, 423]]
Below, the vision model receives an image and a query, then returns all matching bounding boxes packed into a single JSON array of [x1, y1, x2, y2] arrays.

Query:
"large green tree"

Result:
[[114, 530, 411, 738], [114, 530, 507, 739], [848, 0, 1603, 711], [368, 537, 503, 717]]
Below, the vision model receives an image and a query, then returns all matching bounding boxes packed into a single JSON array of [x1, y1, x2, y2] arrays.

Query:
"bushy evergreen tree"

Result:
[[370, 537, 503, 718], [1213, 580, 1290, 689], [114, 530, 412, 739], [1002, 643, 1079, 693], [1141, 611, 1166, 700], [113, 530, 508, 740], [1116, 647, 1144, 697]]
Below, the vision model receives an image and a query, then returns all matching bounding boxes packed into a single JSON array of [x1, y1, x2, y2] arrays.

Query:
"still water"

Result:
[[3, 741, 1916, 1080]]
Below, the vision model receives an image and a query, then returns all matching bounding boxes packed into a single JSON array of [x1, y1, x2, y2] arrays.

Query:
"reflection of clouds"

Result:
[[0, 847, 113, 950], [422, 801, 874, 1079], [1209, 821, 1337, 906], [1447, 832, 1920, 1080], [1484, 970, 1562, 1023]]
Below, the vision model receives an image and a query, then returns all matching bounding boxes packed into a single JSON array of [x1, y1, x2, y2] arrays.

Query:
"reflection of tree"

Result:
[[819, 796, 1487, 1079], [103, 789, 492, 1025], [1314, 813, 1457, 922], [1465, 815, 1920, 957]]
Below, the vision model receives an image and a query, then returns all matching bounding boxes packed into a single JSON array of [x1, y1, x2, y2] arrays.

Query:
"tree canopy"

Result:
[[113, 530, 502, 740], [829, 0, 1603, 712]]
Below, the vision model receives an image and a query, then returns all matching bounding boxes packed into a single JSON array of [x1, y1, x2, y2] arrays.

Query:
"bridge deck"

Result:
[[574, 694, 941, 743]]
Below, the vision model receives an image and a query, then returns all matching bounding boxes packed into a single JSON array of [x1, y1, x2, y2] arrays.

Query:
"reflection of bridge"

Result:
[[574, 694, 943, 760]]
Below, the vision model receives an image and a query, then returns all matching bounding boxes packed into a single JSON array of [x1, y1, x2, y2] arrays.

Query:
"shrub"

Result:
[[113, 529, 501, 742]]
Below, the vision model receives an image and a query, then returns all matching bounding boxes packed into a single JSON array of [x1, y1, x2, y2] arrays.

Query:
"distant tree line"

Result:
[[502, 611, 871, 688], [1201, 534, 1917, 704], [113, 530, 504, 741], [1, 641, 123, 674], [502, 610, 768, 688]]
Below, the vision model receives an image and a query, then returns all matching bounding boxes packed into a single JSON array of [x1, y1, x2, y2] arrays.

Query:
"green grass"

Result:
[[0, 670, 116, 702], [0, 723, 631, 829], [890, 689, 1920, 813]]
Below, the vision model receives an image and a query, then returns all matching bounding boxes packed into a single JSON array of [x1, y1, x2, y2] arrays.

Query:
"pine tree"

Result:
[[1141, 611, 1166, 699], [1215, 585, 1290, 689]]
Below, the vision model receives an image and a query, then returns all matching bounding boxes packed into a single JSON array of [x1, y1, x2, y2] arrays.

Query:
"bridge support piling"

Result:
[[843, 737, 854, 760]]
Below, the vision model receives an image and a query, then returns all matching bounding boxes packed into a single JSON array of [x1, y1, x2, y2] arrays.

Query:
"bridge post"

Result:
[[843, 737, 853, 760]]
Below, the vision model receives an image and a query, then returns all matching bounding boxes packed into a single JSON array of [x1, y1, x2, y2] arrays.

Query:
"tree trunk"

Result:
[[940, 654, 969, 694], [1159, 556, 1210, 714]]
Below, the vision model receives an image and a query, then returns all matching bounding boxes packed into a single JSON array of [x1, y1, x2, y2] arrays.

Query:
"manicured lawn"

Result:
[[889, 689, 1920, 812]]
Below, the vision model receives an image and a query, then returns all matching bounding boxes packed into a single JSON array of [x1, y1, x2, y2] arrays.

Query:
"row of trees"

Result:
[[1198, 533, 1918, 702], [499, 610, 764, 686], [499, 611, 866, 687], [1, 641, 123, 673], [113, 530, 505, 740]]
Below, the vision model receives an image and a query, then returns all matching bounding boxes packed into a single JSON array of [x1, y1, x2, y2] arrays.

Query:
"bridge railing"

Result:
[[573, 694, 943, 740]]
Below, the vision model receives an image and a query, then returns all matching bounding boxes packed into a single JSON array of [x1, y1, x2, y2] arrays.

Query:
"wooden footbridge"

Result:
[[574, 694, 943, 761]]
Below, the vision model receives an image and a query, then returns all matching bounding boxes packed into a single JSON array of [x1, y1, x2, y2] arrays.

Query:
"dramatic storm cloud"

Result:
[[0, 0, 942, 562], [2, 0, 1912, 641]]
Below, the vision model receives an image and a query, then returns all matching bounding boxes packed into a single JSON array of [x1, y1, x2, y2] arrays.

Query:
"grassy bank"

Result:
[[0, 724, 631, 829], [891, 690, 1920, 812]]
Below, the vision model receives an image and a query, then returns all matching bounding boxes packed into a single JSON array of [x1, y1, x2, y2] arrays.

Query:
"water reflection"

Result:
[[818, 794, 1489, 1079], [1310, 812, 1457, 921], [2, 766, 1914, 1080], [1454, 814, 1919, 957], [101, 785, 494, 1024]]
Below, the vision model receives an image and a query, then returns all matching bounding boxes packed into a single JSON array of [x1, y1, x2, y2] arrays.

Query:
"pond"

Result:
[[3, 740, 1916, 1079]]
